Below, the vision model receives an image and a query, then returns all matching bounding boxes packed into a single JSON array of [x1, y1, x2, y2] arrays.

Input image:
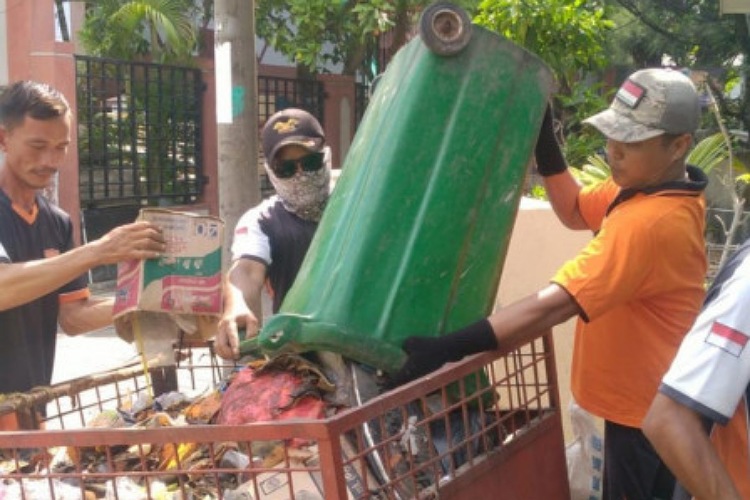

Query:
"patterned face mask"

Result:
[[265, 147, 332, 222]]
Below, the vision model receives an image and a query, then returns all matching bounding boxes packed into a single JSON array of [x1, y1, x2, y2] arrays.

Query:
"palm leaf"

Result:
[[687, 133, 728, 174], [111, 0, 196, 57], [571, 153, 611, 186]]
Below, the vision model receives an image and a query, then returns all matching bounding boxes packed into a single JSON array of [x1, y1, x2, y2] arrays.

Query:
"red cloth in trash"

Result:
[[217, 367, 326, 427]]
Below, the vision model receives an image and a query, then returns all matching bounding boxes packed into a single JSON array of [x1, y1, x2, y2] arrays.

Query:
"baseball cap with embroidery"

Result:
[[261, 108, 325, 163], [583, 68, 700, 143]]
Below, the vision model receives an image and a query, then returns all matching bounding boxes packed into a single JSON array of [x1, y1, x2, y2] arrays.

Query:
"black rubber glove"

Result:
[[388, 318, 498, 388], [534, 105, 568, 177]]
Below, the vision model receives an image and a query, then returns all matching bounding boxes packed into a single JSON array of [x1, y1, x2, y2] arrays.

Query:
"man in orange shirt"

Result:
[[392, 68, 708, 500]]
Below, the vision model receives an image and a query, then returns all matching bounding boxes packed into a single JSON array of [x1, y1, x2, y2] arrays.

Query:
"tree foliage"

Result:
[[606, 0, 750, 132], [608, 0, 741, 68], [78, 0, 199, 64], [76, 0, 750, 146], [255, 0, 479, 78], [474, 0, 614, 166], [474, 0, 613, 96]]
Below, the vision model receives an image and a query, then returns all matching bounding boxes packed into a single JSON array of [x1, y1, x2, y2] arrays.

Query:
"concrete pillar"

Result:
[[214, 0, 260, 269]]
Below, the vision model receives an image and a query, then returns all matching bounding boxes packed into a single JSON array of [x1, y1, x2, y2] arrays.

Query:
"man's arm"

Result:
[[215, 258, 266, 360], [391, 284, 581, 384], [542, 172, 588, 230], [534, 105, 588, 230], [0, 221, 164, 312], [58, 295, 114, 335], [487, 283, 580, 347], [643, 393, 741, 500]]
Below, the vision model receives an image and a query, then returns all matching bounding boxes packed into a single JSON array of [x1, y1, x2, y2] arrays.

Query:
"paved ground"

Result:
[[52, 286, 141, 384], [52, 282, 263, 385], [53, 323, 141, 384]]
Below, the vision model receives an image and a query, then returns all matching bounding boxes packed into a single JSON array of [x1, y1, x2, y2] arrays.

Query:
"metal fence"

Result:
[[75, 55, 205, 283], [257, 76, 324, 127], [75, 55, 205, 209], [74, 58, 367, 281]]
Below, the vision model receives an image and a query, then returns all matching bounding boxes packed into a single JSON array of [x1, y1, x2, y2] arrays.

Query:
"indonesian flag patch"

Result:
[[616, 79, 646, 109], [705, 321, 750, 357]]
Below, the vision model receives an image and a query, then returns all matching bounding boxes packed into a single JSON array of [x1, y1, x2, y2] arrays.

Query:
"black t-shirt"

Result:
[[232, 197, 318, 312], [259, 201, 318, 311], [0, 190, 88, 393]]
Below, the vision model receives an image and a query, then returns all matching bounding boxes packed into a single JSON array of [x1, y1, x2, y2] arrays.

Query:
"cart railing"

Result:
[[0, 334, 569, 499]]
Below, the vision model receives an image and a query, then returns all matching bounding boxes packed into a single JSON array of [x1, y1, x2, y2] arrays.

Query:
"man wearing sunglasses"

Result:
[[216, 108, 330, 360]]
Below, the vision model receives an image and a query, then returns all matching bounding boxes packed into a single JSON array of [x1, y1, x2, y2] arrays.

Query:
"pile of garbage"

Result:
[[0, 353, 500, 499]]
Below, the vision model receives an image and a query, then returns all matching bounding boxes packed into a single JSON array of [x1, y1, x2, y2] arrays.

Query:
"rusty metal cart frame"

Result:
[[0, 332, 569, 499]]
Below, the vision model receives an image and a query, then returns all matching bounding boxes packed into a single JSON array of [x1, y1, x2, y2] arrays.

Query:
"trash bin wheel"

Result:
[[419, 3, 472, 56]]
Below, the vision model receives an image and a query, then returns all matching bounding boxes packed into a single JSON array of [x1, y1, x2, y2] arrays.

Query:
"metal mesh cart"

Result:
[[0, 333, 569, 499]]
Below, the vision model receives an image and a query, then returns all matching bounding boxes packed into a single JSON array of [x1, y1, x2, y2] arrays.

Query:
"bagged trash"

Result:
[[217, 356, 330, 448], [566, 400, 604, 500]]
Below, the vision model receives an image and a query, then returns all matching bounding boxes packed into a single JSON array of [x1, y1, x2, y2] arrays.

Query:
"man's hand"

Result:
[[534, 104, 568, 177], [215, 307, 259, 360], [387, 318, 498, 388], [217, 260, 266, 360], [388, 336, 455, 387], [89, 221, 166, 265]]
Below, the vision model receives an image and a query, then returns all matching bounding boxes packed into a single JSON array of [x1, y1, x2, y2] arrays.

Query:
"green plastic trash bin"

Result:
[[244, 4, 554, 374]]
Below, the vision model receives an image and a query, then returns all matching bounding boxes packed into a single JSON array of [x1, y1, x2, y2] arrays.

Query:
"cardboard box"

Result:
[[113, 209, 224, 347]]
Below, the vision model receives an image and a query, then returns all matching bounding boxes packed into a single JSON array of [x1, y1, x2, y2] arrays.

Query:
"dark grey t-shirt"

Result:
[[0, 190, 88, 394], [231, 196, 318, 312]]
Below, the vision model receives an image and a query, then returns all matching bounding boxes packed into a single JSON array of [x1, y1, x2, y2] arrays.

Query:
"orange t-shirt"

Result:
[[711, 404, 750, 498], [552, 177, 707, 427]]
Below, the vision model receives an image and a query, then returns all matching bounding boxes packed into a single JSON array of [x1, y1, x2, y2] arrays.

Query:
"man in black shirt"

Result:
[[216, 108, 329, 359], [0, 80, 166, 395]]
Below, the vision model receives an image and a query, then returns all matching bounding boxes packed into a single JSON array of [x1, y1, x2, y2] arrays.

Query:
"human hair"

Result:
[[0, 80, 70, 130]]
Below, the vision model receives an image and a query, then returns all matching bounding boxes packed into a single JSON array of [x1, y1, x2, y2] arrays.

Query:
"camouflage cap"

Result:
[[261, 108, 325, 162], [583, 68, 700, 143]]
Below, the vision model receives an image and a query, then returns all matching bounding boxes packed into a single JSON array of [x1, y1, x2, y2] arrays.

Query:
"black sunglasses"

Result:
[[272, 152, 325, 179]]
